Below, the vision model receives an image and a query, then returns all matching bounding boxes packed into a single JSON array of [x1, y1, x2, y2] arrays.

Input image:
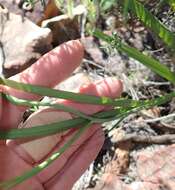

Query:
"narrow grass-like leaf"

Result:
[[3, 94, 111, 123], [0, 123, 91, 190], [0, 77, 115, 105], [167, 0, 175, 10], [100, 0, 116, 12], [0, 117, 88, 139], [0, 78, 150, 107], [123, 0, 130, 21], [93, 29, 175, 84], [119, 0, 175, 49], [67, 0, 74, 18], [0, 107, 132, 140], [1, 91, 175, 140]]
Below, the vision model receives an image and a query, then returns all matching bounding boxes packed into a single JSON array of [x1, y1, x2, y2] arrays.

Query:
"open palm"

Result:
[[0, 40, 122, 190]]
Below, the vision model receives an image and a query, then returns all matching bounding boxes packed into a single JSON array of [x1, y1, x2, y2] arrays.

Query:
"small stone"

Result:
[[82, 36, 105, 65], [41, 5, 84, 46], [105, 16, 117, 30], [136, 144, 175, 189], [1, 12, 52, 77], [93, 174, 132, 190]]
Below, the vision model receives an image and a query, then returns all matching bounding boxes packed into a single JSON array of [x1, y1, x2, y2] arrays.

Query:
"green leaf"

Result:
[[0, 78, 152, 108], [167, 0, 175, 10], [0, 78, 115, 106], [100, 0, 116, 11], [67, 0, 74, 18], [93, 29, 175, 84], [0, 117, 88, 140], [120, 0, 175, 49], [3, 94, 111, 123], [123, 0, 130, 20]]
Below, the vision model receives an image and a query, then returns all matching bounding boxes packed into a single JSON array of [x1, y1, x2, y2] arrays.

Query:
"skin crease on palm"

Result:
[[0, 40, 123, 190]]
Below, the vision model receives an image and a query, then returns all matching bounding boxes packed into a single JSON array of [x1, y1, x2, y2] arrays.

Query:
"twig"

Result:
[[83, 58, 114, 76], [116, 134, 175, 144], [122, 74, 139, 100], [142, 81, 170, 86], [143, 112, 175, 123], [41, 5, 86, 27], [79, 6, 87, 38]]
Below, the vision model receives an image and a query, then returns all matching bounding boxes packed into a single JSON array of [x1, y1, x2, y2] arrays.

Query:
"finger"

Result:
[[6, 110, 73, 164], [7, 118, 104, 183], [7, 112, 103, 184], [36, 78, 122, 183], [8, 40, 84, 99], [44, 126, 104, 190], [1, 40, 84, 128], [0, 145, 44, 190], [37, 124, 104, 184], [57, 77, 123, 114]]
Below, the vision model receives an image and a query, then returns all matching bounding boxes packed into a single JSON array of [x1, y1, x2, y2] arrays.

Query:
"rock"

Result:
[[91, 175, 131, 190], [0, 0, 51, 24], [82, 36, 105, 65], [105, 16, 117, 30], [41, 5, 85, 46], [0, 0, 24, 16], [73, 163, 94, 190], [0, 1, 80, 46], [107, 128, 133, 175], [90, 173, 164, 190], [90, 122, 175, 190], [92, 174, 169, 190], [128, 33, 144, 50], [0, 11, 52, 77], [136, 144, 175, 189], [129, 181, 164, 190]]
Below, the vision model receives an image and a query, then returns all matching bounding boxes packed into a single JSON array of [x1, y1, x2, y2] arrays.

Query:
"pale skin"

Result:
[[0, 40, 123, 190]]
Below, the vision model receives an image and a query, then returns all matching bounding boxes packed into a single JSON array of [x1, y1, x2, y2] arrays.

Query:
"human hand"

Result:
[[0, 40, 123, 190]]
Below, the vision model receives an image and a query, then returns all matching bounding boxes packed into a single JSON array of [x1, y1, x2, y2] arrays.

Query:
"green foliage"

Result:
[[82, 0, 97, 25], [99, 0, 116, 12], [167, 0, 175, 10], [119, 0, 175, 49], [122, 0, 130, 20], [67, 0, 74, 18], [94, 29, 175, 84], [54, 0, 74, 18]]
